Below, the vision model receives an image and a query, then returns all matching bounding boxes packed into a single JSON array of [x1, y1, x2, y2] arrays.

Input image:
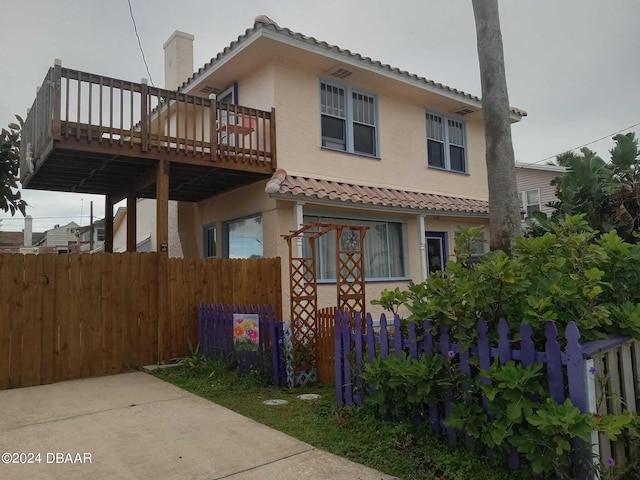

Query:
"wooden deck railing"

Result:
[[20, 63, 276, 183]]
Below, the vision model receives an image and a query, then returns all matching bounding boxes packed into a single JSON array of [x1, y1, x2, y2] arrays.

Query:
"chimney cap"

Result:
[[163, 30, 194, 49]]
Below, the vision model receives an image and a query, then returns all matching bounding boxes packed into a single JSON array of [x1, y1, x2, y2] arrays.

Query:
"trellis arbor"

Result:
[[284, 222, 368, 384]]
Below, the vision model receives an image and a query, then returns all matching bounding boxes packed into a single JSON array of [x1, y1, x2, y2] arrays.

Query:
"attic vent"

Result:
[[453, 107, 475, 116], [325, 64, 353, 79], [200, 85, 216, 94]]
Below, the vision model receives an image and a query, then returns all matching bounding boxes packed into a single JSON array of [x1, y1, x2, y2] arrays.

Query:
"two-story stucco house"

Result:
[[18, 16, 526, 320], [164, 16, 526, 312]]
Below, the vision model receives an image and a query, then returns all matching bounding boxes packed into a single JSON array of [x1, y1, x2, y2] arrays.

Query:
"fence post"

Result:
[[334, 310, 344, 406]]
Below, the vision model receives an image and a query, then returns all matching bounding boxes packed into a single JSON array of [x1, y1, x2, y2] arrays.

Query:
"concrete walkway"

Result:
[[0, 372, 396, 480]]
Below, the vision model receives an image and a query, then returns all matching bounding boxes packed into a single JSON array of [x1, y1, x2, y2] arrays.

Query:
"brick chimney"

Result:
[[163, 31, 194, 91], [23, 215, 33, 247]]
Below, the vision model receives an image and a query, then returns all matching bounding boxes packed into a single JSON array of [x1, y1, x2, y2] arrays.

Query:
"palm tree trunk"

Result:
[[472, 0, 521, 253]]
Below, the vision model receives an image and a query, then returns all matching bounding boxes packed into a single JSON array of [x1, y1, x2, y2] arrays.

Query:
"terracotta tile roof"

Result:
[[180, 17, 527, 119], [269, 174, 489, 215]]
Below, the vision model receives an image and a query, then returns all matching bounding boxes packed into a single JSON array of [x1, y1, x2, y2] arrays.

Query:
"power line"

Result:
[[528, 122, 640, 165], [127, 0, 155, 87]]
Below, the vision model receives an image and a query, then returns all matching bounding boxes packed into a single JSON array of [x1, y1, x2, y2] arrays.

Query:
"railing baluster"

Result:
[[129, 82, 134, 147], [76, 71, 81, 141], [119, 80, 124, 146], [109, 78, 114, 144], [98, 76, 103, 143], [87, 75, 93, 143], [210, 100, 217, 161]]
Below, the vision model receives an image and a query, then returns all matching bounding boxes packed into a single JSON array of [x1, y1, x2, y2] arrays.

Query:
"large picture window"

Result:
[[427, 111, 467, 173], [304, 215, 406, 280], [321, 81, 378, 156], [224, 215, 263, 259]]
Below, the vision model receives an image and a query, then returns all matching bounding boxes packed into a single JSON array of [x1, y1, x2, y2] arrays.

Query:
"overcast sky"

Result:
[[1, 0, 638, 233]]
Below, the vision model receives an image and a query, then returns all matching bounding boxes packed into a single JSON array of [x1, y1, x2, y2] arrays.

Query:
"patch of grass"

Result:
[[152, 361, 533, 480]]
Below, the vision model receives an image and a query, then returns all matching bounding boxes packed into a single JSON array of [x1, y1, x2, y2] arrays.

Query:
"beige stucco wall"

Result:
[[271, 60, 488, 200]]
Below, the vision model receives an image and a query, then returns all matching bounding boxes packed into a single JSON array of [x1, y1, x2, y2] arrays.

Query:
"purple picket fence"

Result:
[[198, 303, 287, 387], [335, 310, 638, 472]]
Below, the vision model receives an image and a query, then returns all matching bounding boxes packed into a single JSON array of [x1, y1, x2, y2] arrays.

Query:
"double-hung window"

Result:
[[520, 189, 541, 218], [320, 81, 378, 156], [303, 215, 406, 280], [427, 111, 467, 173]]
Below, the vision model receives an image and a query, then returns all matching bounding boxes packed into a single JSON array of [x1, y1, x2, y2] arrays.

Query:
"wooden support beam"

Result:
[[156, 160, 169, 254], [104, 193, 113, 253], [156, 159, 169, 363], [127, 192, 137, 252]]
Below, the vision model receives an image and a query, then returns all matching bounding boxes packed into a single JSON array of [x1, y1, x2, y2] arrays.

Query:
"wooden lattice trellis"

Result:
[[283, 222, 368, 384]]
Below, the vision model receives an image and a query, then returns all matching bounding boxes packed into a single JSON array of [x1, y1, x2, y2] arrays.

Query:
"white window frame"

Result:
[[520, 188, 541, 218], [426, 110, 468, 173], [320, 79, 379, 157]]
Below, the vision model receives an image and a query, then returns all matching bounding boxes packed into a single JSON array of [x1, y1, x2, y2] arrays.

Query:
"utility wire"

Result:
[[528, 122, 640, 165], [127, 0, 155, 87]]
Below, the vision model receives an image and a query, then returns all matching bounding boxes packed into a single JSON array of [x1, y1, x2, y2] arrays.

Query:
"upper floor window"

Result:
[[427, 112, 467, 173], [521, 189, 541, 218], [320, 81, 378, 157]]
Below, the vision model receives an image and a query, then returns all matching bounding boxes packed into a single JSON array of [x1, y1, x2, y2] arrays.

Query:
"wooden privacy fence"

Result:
[[0, 253, 281, 390], [198, 303, 287, 387], [335, 311, 640, 471]]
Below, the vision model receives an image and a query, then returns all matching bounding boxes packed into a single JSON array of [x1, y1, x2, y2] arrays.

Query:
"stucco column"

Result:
[[417, 215, 428, 281]]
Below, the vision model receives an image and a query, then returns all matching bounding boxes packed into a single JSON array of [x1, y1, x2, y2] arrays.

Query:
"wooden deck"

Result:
[[20, 63, 276, 202]]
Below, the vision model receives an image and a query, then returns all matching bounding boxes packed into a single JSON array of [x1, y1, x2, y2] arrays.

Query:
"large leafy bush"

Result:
[[402, 215, 640, 347]]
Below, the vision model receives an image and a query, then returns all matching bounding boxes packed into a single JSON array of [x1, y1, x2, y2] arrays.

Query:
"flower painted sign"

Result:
[[233, 314, 260, 352]]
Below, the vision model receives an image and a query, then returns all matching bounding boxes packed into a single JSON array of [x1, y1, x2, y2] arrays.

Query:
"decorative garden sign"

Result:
[[233, 314, 260, 352]]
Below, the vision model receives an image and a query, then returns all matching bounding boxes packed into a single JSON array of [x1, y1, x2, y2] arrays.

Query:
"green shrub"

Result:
[[397, 215, 640, 348]]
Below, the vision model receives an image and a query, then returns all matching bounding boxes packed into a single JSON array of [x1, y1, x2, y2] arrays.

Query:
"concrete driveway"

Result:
[[0, 372, 395, 480]]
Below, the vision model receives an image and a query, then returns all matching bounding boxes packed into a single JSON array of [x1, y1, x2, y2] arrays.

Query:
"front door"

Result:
[[425, 231, 447, 274]]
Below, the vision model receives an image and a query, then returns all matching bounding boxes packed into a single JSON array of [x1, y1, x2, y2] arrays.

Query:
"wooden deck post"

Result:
[[52, 59, 62, 141], [104, 194, 113, 253], [156, 159, 169, 362], [126, 191, 137, 252]]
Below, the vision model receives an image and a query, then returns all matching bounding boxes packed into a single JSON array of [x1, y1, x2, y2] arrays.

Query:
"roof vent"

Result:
[[325, 64, 353, 79], [452, 107, 475, 116]]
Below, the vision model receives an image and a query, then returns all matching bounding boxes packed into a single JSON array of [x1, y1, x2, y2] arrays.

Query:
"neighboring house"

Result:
[[0, 231, 46, 253], [70, 218, 106, 253], [515, 162, 565, 219], [34, 221, 80, 254], [112, 201, 183, 255], [18, 16, 527, 319]]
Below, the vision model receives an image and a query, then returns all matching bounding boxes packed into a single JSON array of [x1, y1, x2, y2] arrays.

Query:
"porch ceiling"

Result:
[[25, 148, 270, 203]]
